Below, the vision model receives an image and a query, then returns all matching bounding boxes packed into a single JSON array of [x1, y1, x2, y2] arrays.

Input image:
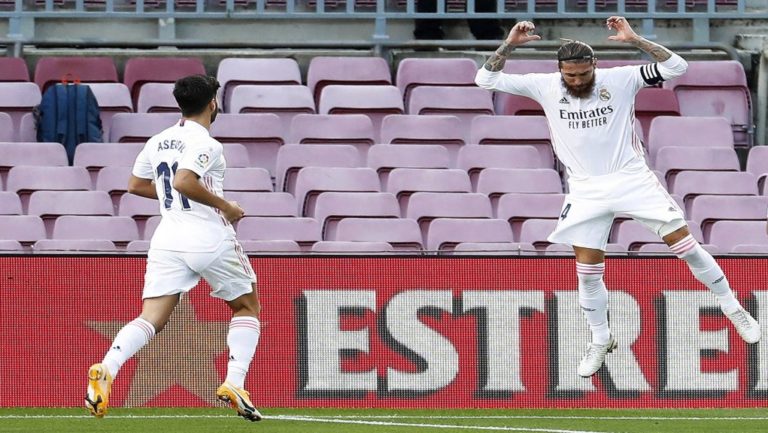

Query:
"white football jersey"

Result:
[[132, 119, 235, 252], [476, 57, 687, 180]]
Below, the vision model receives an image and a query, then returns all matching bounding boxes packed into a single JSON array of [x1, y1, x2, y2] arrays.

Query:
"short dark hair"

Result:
[[557, 40, 595, 67], [173, 75, 220, 117]]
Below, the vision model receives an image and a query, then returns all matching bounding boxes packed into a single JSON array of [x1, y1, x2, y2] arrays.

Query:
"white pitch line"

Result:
[[0, 414, 766, 421]]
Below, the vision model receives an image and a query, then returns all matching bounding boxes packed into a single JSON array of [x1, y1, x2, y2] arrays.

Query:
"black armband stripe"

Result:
[[641, 63, 664, 85]]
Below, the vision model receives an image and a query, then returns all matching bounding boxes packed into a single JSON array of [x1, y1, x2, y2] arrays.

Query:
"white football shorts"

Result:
[[143, 238, 256, 301], [548, 166, 686, 250]]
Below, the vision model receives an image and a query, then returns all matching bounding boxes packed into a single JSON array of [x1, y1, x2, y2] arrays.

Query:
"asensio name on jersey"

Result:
[[475, 55, 687, 179], [132, 119, 235, 252]]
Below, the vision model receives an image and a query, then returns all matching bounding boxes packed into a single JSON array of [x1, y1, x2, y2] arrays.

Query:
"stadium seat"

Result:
[[6, 166, 91, 208], [143, 215, 161, 240], [746, 146, 768, 194], [239, 240, 301, 253], [670, 171, 757, 212], [406, 192, 492, 241], [17, 113, 36, 142], [33, 239, 117, 252], [470, 116, 555, 168], [294, 167, 381, 217], [386, 168, 472, 212], [494, 60, 557, 116], [380, 115, 465, 161], [123, 57, 206, 108], [0, 83, 42, 140], [210, 113, 284, 173], [313, 192, 400, 239], [407, 86, 494, 139], [0, 192, 22, 215], [311, 241, 394, 254], [126, 240, 151, 252], [236, 217, 321, 251], [117, 194, 160, 219], [426, 218, 513, 253], [457, 145, 543, 189], [288, 114, 375, 158], [224, 191, 297, 217], [307, 56, 392, 105], [477, 168, 563, 210], [34, 57, 118, 93], [136, 83, 179, 113], [0, 142, 68, 176], [228, 85, 315, 129], [0, 215, 46, 245], [28, 190, 113, 218], [646, 116, 733, 165], [87, 83, 134, 140], [395, 58, 478, 107], [223, 168, 272, 192], [367, 144, 450, 187], [221, 143, 250, 168], [0, 113, 13, 142], [0, 57, 30, 82], [654, 146, 740, 183], [707, 220, 768, 252], [518, 218, 558, 247], [96, 166, 134, 205], [216, 58, 302, 112], [496, 193, 565, 238], [453, 242, 538, 256], [318, 85, 404, 140], [74, 142, 144, 171], [730, 244, 768, 254], [634, 87, 680, 141], [610, 220, 666, 251], [335, 217, 423, 251], [688, 195, 768, 238], [109, 113, 180, 143], [663, 60, 752, 146], [52, 215, 139, 246], [275, 144, 360, 194], [0, 240, 24, 251]]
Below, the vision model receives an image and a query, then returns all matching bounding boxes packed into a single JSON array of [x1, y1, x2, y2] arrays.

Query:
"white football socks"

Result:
[[102, 317, 156, 379], [225, 316, 261, 389], [576, 262, 611, 345], [670, 235, 741, 314]]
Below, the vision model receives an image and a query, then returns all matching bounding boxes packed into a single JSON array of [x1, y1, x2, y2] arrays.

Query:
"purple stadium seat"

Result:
[[52, 215, 139, 246], [311, 241, 394, 254], [406, 192, 492, 241], [96, 166, 133, 206], [688, 195, 768, 238], [0, 83, 42, 140], [654, 146, 740, 182], [239, 240, 301, 253], [87, 83, 134, 141], [730, 244, 768, 254], [470, 115, 555, 168], [518, 218, 558, 247], [477, 168, 563, 210], [407, 86, 494, 139], [216, 58, 301, 112], [109, 113, 179, 143], [34, 57, 118, 93], [313, 192, 400, 239], [395, 58, 478, 107], [33, 239, 117, 252], [457, 145, 543, 189], [221, 143, 250, 168], [647, 116, 733, 165], [275, 144, 360, 194], [6, 167, 91, 206], [663, 60, 752, 146], [28, 191, 113, 218], [126, 240, 151, 252], [494, 60, 557, 116], [236, 217, 321, 251], [634, 87, 680, 141], [335, 217, 423, 251], [380, 115, 465, 161], [228, 85, 315, 129], [0, 57, 30, 82], [708, 220, 768, 252], [117, 194, 160, 218], [210, 113, 284, 173], [17, 113, 36, 142], [223, 168, 272, 192], [496, 193, 565, 238], [367, 144, 450, 187], [318, 85, 404, 140], [0, 192, 22, 215], [307, 56, 392, 105], [224, 192, 297, 217], [610, 220, 665, 251], [143, 215, 161, 240], [426, 218, 513, 253], [136, 83, 179, 113], [294, 167, 381, 217], [0, 143, 68, 186], [0, 113, 13, 142], [123, 57, 206, 108], [387, 168, 471, 199], [746, 146, 768, 194], [0, 240, 23, 251], [0, 215, 46, 244], [75, 143, 143, 172], [288, 114, 375, 153], [670, 171, 757, 212], [453, 242, 538, 256]]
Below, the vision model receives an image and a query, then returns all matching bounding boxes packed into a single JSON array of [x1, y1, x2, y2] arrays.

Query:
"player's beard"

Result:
[[562, 76, 596, 99]]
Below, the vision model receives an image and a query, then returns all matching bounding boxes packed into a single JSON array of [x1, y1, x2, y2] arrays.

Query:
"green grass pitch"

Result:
[[1, 408, 766, 433]]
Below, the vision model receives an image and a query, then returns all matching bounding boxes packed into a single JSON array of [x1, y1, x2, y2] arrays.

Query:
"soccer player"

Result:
[[85, 75, 262, 421], [475, 17, 761, 378]]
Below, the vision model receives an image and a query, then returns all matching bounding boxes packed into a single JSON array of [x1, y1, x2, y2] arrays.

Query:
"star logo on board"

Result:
[[87, 297, 228, 407]]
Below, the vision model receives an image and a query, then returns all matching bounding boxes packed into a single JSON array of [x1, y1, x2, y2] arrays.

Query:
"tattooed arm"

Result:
[[606, 16, 687, 80], [482, 21, 541, 72]]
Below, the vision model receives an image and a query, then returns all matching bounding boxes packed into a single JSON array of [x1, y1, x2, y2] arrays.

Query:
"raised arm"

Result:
[[606, 16, 687, 81], [482, 21, 541, 72]]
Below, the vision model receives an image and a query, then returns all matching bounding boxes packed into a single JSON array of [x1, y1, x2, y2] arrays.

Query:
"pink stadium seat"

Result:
[[708, 220, 768, 252], [729, 244, 768, 254], [75, 143, 143, 171], [0, 113, 13, 142], [126, 240, 151, 252], [52, 215, 139, 245], [335, 217, 423, 251], [209, 113, 284, 173], [311, 241, 394, 254], [663, 60, 752, 146], [275, 144, 360, 194], [0, 83, 42, 140], [288, 113, 375, 146], [654, 146, 740, 183], [109, 113, 180, 143], [670, 171, 757, 212], [688, 195, 768, 238], [387, 168, 472, 212], [457, 145, 543, 189], [17, 113, 37, 142], [634, 87, 679, 141], [0, 192, 22, 215], [646, 116, 733, 165], [0, 143, 68, 188], [117, 194, 160, 219], [313, 192, 400, 239], [224, 192, 297, 217], [318, 85, 404, 140], [223, 168, 272, 192], [87, 83, 134, 141], [136, 83, 179, 113], [307, 56, 392, 105], [228, 85, 315, 129], [6, 166, 91, 196], [407, 86, 494, 139], [0, 240, 24, 251], [0, 215, 46, 244], [236, 217, 321, 251], [34, 57, 118, 93], [239, 240, 301, 253], [367, 144, 450, 187], [294, 167, 381, 217], [470, 115, 554, 168], [33, 239, 117, 252], [143, 215, 161, 240], [28, 191, 113, 218], [453, 242, 538, 256], [477, 168, 563, 210], [427, 218, 513, 253], [216, 58, 301, 112], [496, 193, 565, 239], [123, 57, 206, 108], [746, 146, 768, 194], [396, 58, 478, 107], [222, 143, 250, 168], [96, 166, 134, 205], [380, 115, 465, 160], [518, 218, 558, 247], [0, 57, 30, 82], [610, 220, 666, 251], [406, 192, 492, 241]]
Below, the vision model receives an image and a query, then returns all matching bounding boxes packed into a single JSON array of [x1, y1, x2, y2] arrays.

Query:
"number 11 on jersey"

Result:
[[156, 162, 192, 210]]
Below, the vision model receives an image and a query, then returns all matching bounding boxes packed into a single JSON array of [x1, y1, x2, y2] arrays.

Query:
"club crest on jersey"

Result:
[[195, 153, 210, 168], [599, 88, 611, 101]]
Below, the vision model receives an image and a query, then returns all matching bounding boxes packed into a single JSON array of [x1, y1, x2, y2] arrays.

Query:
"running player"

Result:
[[475, 17, 761, 378], [85, 75, 262, 421]]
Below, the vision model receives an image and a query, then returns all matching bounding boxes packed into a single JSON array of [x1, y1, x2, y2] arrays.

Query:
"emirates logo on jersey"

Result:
[[599, 87, 611, 101]]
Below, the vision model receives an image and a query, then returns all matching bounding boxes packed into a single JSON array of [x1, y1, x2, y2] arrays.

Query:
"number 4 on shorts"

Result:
[[560, 203, 571, 220]]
